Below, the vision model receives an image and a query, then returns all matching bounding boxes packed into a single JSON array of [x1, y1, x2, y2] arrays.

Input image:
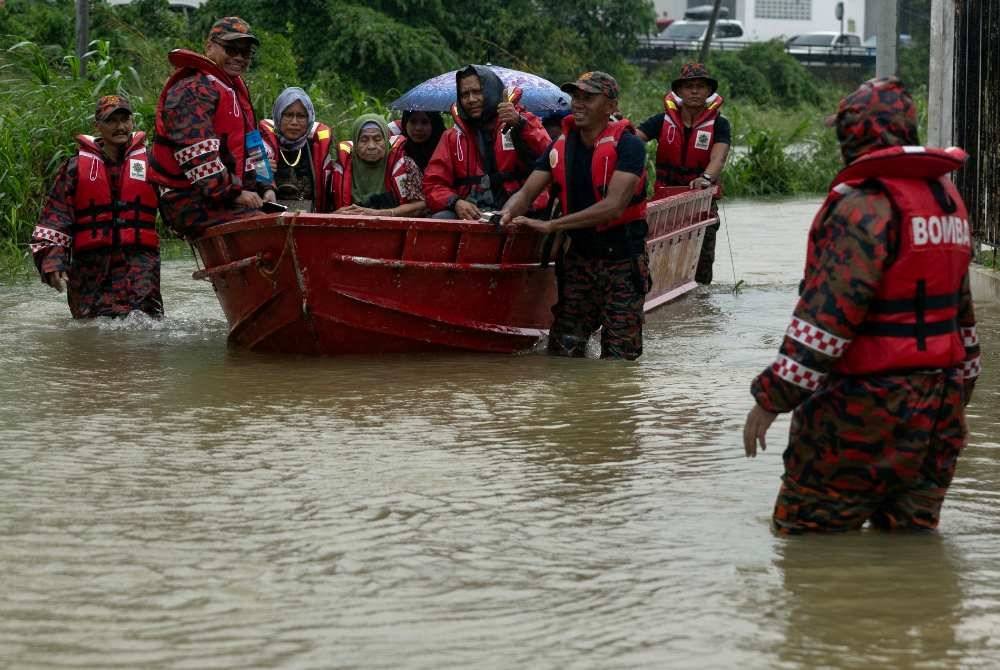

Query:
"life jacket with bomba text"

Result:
[[259, 119, 335, 211], [72, 133, 159, 253], [805, 146, 972, 375], [655, 90, 723, 189], [149, 50, 256, 190], [332, 136, 410, 209], [548, 116, 647, 232]]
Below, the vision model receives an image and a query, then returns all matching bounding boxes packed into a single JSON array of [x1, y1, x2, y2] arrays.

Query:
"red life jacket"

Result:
[[445, 104, 549, 210], [805, 146, 972, 375], [548, 117, 647, 232], [72, 133, 159, 253], [259, 119, 335, 211], [331, 136, 410, 209], [655, 91, 723, 189], [149, 50, 256, 190]]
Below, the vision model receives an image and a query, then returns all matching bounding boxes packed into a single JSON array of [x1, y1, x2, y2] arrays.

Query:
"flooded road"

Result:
[[1, 198, 998, 668]]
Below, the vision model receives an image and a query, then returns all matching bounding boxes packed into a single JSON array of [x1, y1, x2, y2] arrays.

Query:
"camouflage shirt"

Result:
[[751, 185, 979, 413]]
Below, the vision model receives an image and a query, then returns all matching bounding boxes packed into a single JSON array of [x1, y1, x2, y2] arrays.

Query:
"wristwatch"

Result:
[[702, 172, 717, 184]]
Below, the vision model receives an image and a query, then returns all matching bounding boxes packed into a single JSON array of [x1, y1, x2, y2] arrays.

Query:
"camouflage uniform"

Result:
[[751, 78, 980, 533], [31, 155, 163, 318], [543, 71, 651, 361], [152, 17, 271, 240], [154, 74, 264, 239], [550, 247, 651, 360]]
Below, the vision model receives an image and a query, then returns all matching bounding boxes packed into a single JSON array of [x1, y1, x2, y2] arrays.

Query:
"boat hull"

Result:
[[191, 189, 717, 355]]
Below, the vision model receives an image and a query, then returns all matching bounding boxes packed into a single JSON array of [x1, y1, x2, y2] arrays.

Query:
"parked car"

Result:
[[654, 20, 746, 48], [785, 32, 863, 52]]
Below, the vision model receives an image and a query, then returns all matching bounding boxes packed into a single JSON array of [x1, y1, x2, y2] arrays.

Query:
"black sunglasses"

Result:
[[212, 38, 256, 59]]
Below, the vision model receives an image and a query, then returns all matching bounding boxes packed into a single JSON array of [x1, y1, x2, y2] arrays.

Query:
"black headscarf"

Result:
[[401, 110, 446, 171], [455, 64, 504, 124], [455, 64, 506, 175]]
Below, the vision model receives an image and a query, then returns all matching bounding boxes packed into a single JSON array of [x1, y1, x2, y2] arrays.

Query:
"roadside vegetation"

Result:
[[0, 0, 930, 274]]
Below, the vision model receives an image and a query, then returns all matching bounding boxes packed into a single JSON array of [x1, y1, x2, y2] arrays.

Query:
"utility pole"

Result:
[[75, 0, 88, 78], [927, 0, 955, 147], [875, 0, 897, 78], [698, 0, 723, 63]]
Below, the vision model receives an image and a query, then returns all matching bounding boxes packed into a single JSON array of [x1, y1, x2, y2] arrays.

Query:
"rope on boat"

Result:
[[256, 224, 294, 288], [719, 198, 742, 295]]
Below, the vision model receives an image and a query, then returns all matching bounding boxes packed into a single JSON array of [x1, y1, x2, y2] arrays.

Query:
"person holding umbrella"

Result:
[[500, 72, 650, 360], [423, 64, 551, 219]]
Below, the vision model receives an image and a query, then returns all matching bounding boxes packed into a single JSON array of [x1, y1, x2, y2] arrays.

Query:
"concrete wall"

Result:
[[971, 266, 1000, 304]]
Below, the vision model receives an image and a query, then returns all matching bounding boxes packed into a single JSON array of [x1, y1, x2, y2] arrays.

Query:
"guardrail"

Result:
[[635, 39, 875, 68]]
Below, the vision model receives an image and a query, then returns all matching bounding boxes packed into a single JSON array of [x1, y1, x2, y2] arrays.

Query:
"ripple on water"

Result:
[[2, 200, 1000, 668]]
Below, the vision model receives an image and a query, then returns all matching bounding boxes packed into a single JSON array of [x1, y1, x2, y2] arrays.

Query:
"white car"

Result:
[[652, 20, 746, 50], [785, 32, 863, 52]]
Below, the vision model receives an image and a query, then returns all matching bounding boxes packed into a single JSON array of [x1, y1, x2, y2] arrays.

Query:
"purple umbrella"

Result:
[[390, 65, 571, 115]]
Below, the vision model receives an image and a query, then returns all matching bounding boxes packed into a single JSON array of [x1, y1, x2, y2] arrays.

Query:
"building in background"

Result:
[[653, 0, 868, 41]]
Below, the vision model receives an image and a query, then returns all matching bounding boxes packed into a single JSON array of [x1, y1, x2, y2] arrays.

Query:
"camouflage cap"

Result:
[[671, 62, 719, 94], [208, 16, 259, 45], [95, 94, 131, 121], [835, 77, 918, 165], [560, 71, 620, 100]]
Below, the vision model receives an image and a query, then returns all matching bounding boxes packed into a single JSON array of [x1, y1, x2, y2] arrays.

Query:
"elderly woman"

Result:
[[333, 114, 425, 216], [259, 87, 335, 212], [399, 110, 445, 173]]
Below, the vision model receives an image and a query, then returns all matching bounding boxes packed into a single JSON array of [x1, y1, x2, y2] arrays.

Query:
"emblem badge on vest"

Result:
[[549, 148, 558, 169], [129, 159, 146, 182], [695, 130, 712, 151], [501, 130, 515, 151]]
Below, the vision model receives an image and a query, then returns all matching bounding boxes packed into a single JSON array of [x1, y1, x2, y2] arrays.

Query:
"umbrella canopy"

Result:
[[390, 65, 571, 115]]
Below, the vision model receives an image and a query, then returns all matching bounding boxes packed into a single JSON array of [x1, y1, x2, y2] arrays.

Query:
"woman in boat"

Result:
[[333, 114, 426, 217], [259, 86, 335, 212], [399, 110, 445, 174]]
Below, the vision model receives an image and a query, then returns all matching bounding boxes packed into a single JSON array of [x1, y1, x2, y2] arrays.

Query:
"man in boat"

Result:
[[500, 71, 650, 360], [742, 77, 980, 533], [423, 64, 551, 220], [30, 95, 163, 318], [636, 63, 730, 285], [149, 16, 275, 239]]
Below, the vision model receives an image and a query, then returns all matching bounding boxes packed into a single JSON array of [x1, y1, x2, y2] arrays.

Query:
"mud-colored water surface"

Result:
[[1, 199, 997, 668]]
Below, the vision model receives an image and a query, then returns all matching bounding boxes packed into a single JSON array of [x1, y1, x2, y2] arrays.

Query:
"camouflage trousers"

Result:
[[548, 250, 650, 360], [774, 368, 967, 534], [67, 248, 163, 318]]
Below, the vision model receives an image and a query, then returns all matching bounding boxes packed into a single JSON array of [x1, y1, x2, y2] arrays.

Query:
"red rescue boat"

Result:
[[190, 188, 717, 354]]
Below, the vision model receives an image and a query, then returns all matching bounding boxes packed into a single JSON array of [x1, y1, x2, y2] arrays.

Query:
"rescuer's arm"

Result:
[[500, 169, 552, 223], [957, 270, 980, 405], [634, 113, 663, 143], [162, 79, 242, 203], [517, 170, 641, 233], [744, 187, 895, 456], [30, 157, 77, 291]]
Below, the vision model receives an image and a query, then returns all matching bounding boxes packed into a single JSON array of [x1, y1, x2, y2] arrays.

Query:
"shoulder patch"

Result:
[[317, 129, 330, 141]]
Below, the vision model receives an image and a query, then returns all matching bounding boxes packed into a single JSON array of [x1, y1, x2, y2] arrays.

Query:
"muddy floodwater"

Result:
[[1, 198, 998, 669]]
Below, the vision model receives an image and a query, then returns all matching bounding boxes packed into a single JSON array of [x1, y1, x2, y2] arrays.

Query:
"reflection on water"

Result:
[[1, 199, 998, 668]]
